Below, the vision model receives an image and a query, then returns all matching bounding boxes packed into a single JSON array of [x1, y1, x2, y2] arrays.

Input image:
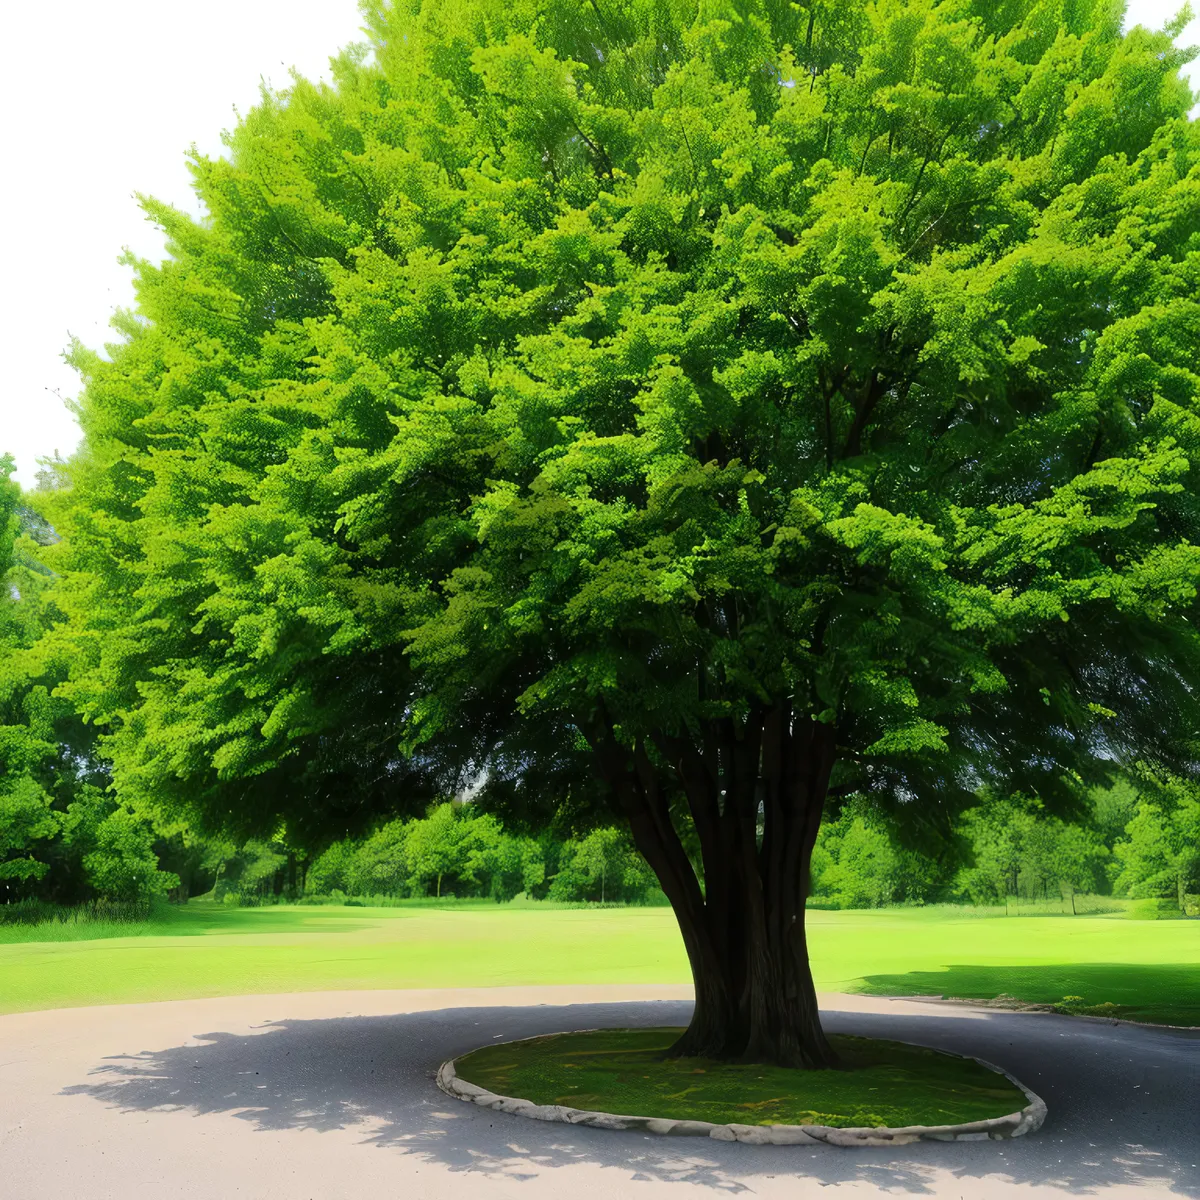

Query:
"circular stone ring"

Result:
[[436, 1036, 1047, 1147]]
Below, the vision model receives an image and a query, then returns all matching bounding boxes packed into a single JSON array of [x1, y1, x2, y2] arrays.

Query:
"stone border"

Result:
[[436, 1032, 1047, 1146]]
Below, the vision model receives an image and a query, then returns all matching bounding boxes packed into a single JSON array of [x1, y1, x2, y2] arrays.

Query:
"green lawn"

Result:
[[457, 1028, 1029, 1128], [0, 901, 1196, 1023]]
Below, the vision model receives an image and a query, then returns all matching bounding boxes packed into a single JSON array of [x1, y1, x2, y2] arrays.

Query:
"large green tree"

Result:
[[50, 0, 1200, 1065]]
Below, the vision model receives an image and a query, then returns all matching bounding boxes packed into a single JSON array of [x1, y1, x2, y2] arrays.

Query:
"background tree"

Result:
[[404, 804, 464, 898], [458, 811, 547, 901], [347, 820, 412, 896], [307, 838, 357, 895], [0, 776, 59, 897], [549, 826, 657, 903], [0, 457, 112, 903], [1113, 774, 1200, 913], [47, 0, 1200, 1065], [1045, 821, 1109, 913], [813, 815, 898, 909], [81, 808, 180, 904]]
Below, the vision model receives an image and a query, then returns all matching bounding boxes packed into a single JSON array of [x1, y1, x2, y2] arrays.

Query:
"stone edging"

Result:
[[436, 1033, 1047, 1146]]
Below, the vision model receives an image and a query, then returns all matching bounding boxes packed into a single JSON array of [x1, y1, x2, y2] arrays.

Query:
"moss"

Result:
[[456, 1028, 1028, 1129]]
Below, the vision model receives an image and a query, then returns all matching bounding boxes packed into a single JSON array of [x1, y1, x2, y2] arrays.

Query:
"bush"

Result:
[[83, 809, 179, 903]]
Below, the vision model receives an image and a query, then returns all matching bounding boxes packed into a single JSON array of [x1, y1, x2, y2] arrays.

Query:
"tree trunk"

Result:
[[592, 705, 839, 1069]]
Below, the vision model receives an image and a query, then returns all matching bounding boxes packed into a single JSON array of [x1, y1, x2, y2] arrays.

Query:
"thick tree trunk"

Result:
[[592, 705, 839, 1069]]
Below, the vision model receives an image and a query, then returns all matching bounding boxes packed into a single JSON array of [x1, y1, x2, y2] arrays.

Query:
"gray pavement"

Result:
[[0, 986, 1196, 1199]]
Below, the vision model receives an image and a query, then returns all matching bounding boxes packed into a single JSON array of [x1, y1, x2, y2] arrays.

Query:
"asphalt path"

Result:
[[0, 986, 1196, 1199]]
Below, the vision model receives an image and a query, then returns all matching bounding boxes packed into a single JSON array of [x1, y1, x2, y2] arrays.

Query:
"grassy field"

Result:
[[458, 1028, 1029, 1128], [0, 901, 1195, 1023]]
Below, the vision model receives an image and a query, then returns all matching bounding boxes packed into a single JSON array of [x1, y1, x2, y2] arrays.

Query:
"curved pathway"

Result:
[[0, 986, 1195, 1199]]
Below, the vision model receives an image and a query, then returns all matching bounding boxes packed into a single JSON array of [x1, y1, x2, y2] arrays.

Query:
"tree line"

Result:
[[203, 785, 1200, 914], [203, 803, 661, 907], [813, 783, 1199, 914]]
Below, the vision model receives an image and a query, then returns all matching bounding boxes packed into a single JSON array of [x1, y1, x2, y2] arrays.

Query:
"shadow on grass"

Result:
[[62, 1000, 1200, 1197], [855, 962, 1200, 1026]]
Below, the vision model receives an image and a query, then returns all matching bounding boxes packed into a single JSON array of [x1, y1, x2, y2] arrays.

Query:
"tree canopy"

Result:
[[43, 0, 1200, 1063]]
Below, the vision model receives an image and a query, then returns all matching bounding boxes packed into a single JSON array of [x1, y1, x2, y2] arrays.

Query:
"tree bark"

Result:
[[591, 705, 840, 1069]]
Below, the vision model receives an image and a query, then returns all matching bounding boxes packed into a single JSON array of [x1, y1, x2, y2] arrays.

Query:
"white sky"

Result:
[[1, 1, 1196, 486]]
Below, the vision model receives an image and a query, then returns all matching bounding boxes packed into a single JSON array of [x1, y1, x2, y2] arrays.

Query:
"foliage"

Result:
[[404, 804, 464, 898], [810, 804, 947, 908], [27, 0, 1200, 1060], [201, 835, 292, 904], [306, 802, 639, 903], [1112, 774, 1200, 913], [0, 458, 59, 898], [345, 822, 411, 896], [548, 826, 659, 903], [82, 808, 180, 903], [458, 811, 548, 901], [45, 0, 1200, 849], [0, 775, 58, 891], [1089, 779, 1140, 849], [305, 838, 356, 895], [953, 792, 1109, 907], [0, 455, 17, 575], [0, 465, 115, 903]]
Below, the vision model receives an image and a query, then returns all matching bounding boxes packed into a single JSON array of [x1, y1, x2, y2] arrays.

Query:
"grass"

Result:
[[455, 1028, 1029, 1129], [0, 900, 1195, 1023]]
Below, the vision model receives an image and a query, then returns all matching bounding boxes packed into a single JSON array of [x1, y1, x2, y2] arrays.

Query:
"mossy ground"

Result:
[[456, 1027, 1029, 1129]]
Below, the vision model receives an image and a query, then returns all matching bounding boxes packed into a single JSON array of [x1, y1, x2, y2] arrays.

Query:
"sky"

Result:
[[1, 1, 1197, 486]]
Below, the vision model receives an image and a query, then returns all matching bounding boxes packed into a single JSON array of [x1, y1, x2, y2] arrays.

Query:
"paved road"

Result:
[[0, 986, 1195, 1199]]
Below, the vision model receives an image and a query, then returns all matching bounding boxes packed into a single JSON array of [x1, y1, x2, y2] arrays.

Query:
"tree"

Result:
[[0, 457, 55, 900], [348, 819, 411, 895], [49, 0, 1200, 1066], [954, 792, 1108, 909], [812, 815, 901, 909], [458, 812, 546, 901], [405, 804, 463, 898], [1017, 815, 1107, 910], [200, 835, 293, 902], [0, 457, 106, 903], [1090, 779, 1140, 851], [1113, 778, 1200, 913], [566, 828, 622, 904], [0, 775, 59, 897], [0, 455, 18, 580], [307, 838, 358, 895], [82, 808, 179, 903], [550, 826, 656, 903], [1045, 821, 1108, 913]]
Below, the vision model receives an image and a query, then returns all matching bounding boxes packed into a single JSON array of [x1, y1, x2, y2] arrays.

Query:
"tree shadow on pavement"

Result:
[[62, 1000, 1200, 1198], [855, 961, 1200, 1027]]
